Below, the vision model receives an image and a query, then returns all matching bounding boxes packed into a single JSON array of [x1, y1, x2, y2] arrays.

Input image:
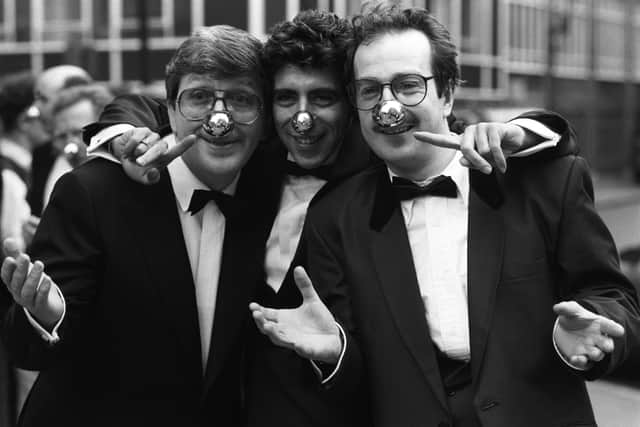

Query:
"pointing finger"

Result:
[[136, 139, 169, 167], [413, 131, 461, 150], [162, 135, 197, 165]]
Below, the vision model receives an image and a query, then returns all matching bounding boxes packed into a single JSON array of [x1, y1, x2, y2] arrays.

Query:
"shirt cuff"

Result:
[[309, 322, 347, 385], [23, 281, 66, 345], [508, 118, 561, 157], [552, 318, 588, 371], [87, 124, 134, 153], [87, 147, 121, 164]]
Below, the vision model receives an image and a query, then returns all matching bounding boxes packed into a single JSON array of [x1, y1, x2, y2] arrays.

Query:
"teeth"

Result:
[[380, 124, 412, 135], [297, 137, 317, 145]]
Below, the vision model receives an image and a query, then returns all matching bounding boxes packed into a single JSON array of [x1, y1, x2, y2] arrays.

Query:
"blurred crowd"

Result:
[[0, 64, 152, 423]]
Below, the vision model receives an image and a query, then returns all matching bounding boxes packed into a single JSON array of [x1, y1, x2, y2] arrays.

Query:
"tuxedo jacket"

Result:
[[287, 148, 640, 427], [1, 144, 277, 426], [26, 142, 57, 217]]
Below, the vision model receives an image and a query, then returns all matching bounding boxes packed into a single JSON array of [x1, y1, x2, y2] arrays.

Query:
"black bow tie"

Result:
[[187, 189, 235, 217], [391, 175, 458, 200], [285, 161, 332, 180]]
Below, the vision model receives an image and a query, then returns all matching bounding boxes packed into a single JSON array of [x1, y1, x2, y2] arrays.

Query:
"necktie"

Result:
[[392, 175, 457, 200], [285, 161, 331, 180], [188, 189, 235, 217]]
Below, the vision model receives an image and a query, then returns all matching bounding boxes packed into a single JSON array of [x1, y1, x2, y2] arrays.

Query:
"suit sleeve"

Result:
[[82, 94, 171, 145], [511, 110, 578, 158], [555, 156, 640, 379], [295, 215, 367, 398], [2, 171, 102, 370]]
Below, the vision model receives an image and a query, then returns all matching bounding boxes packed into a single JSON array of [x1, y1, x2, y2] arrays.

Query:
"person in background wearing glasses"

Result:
[[250, 5, 640, 427], [0, 25, 279, 427]]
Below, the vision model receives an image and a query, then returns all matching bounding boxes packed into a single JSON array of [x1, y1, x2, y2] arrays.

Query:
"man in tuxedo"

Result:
[[250, 5, 640, 427], [1, 25, 276, 427]]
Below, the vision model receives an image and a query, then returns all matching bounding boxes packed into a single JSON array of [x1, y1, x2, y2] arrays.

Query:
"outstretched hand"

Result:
[[553, 301, 625, 370], [110, 127, 196, 185], [1, 238, 63, 329], [249, 266, 342, 364], [414, 122, 528, 174]]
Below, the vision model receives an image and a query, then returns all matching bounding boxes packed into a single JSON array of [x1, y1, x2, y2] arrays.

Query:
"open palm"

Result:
[[553, 301, 624, 369], [249, 267, 342, 364]]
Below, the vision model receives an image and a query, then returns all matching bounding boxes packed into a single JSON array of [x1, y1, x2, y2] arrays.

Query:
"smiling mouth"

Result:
[[375, 123, 415, 135], [292, 135, 320, 146], [196, 128, 237, 146]]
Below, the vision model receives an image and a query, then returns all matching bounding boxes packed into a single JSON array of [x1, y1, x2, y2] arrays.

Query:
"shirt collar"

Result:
[[166, 134, 239, 213], [387, 150, 469, 207]]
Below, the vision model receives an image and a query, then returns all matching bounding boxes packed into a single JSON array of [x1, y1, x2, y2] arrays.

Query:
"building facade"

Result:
[[0, 0, 638, 175]]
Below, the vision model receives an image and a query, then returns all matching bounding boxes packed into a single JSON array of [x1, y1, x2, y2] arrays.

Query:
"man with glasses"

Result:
[[1, 26, 278, 427], [250, 5, 640, 427]]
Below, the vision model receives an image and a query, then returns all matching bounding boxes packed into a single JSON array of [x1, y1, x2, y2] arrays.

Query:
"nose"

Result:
[[291, 111, 314, 135], [213, 98, 227, 111], [202, 111, 234, 137], [380, 84, 395, 102], [372, 99, 406, 128]]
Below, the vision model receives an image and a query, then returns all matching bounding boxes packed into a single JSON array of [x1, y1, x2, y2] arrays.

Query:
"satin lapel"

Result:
[[202, 153, 274, 391], [467, 170, 504, 383], [369, 170, 448, 411], [128, 172, 203, 380]]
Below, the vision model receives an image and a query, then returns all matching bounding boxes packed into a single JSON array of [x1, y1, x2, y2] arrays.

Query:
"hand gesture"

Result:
[[414, 122, 527, 174], [21, 215, 40, 248], [249, 266, 342, 364], [110, 127, 196, 185], [1, 238, 63, 329], [553, 301, 625, 370]]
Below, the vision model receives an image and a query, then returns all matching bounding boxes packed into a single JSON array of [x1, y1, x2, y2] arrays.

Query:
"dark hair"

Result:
[[0, 71, 35, 132], [165, 25, 265, 106], [50, 84, 114, 116], [348, 3, 461, 100], [263, 9, 353, 87], [62, 74, 93, 90]]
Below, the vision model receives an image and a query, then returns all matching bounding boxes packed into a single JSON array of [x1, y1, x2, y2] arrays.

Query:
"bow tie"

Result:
[[187, 189, 235, 217], [391, 175, 458, 200], [285, 161, 332, 180]]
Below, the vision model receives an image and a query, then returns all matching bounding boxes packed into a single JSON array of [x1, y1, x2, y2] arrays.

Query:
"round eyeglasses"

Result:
[[177, 88, 262, 124], [351, 74, 435, 111]]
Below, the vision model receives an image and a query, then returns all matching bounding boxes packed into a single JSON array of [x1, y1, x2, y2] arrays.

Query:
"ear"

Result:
[[442, 89, 454, 118], [167, 102, 177, 131]]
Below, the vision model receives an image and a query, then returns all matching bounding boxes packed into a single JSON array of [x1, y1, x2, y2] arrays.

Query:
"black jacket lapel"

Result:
[[128, 172, 203, 381], [369, 169, 449, 411], [467, 170, 504, 383]]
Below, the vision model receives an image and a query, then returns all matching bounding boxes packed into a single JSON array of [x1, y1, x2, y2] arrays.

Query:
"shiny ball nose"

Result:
[[202, 111, 234, 137], [63, 142, 79, 157], [291, 111, 314, 135], [372, 100, 406, 128]]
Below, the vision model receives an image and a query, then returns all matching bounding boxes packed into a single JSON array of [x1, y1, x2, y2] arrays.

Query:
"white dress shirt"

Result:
[[265, 172, 326, 292], [392, 152, 471, 361], [167, 142, 238, 367]]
